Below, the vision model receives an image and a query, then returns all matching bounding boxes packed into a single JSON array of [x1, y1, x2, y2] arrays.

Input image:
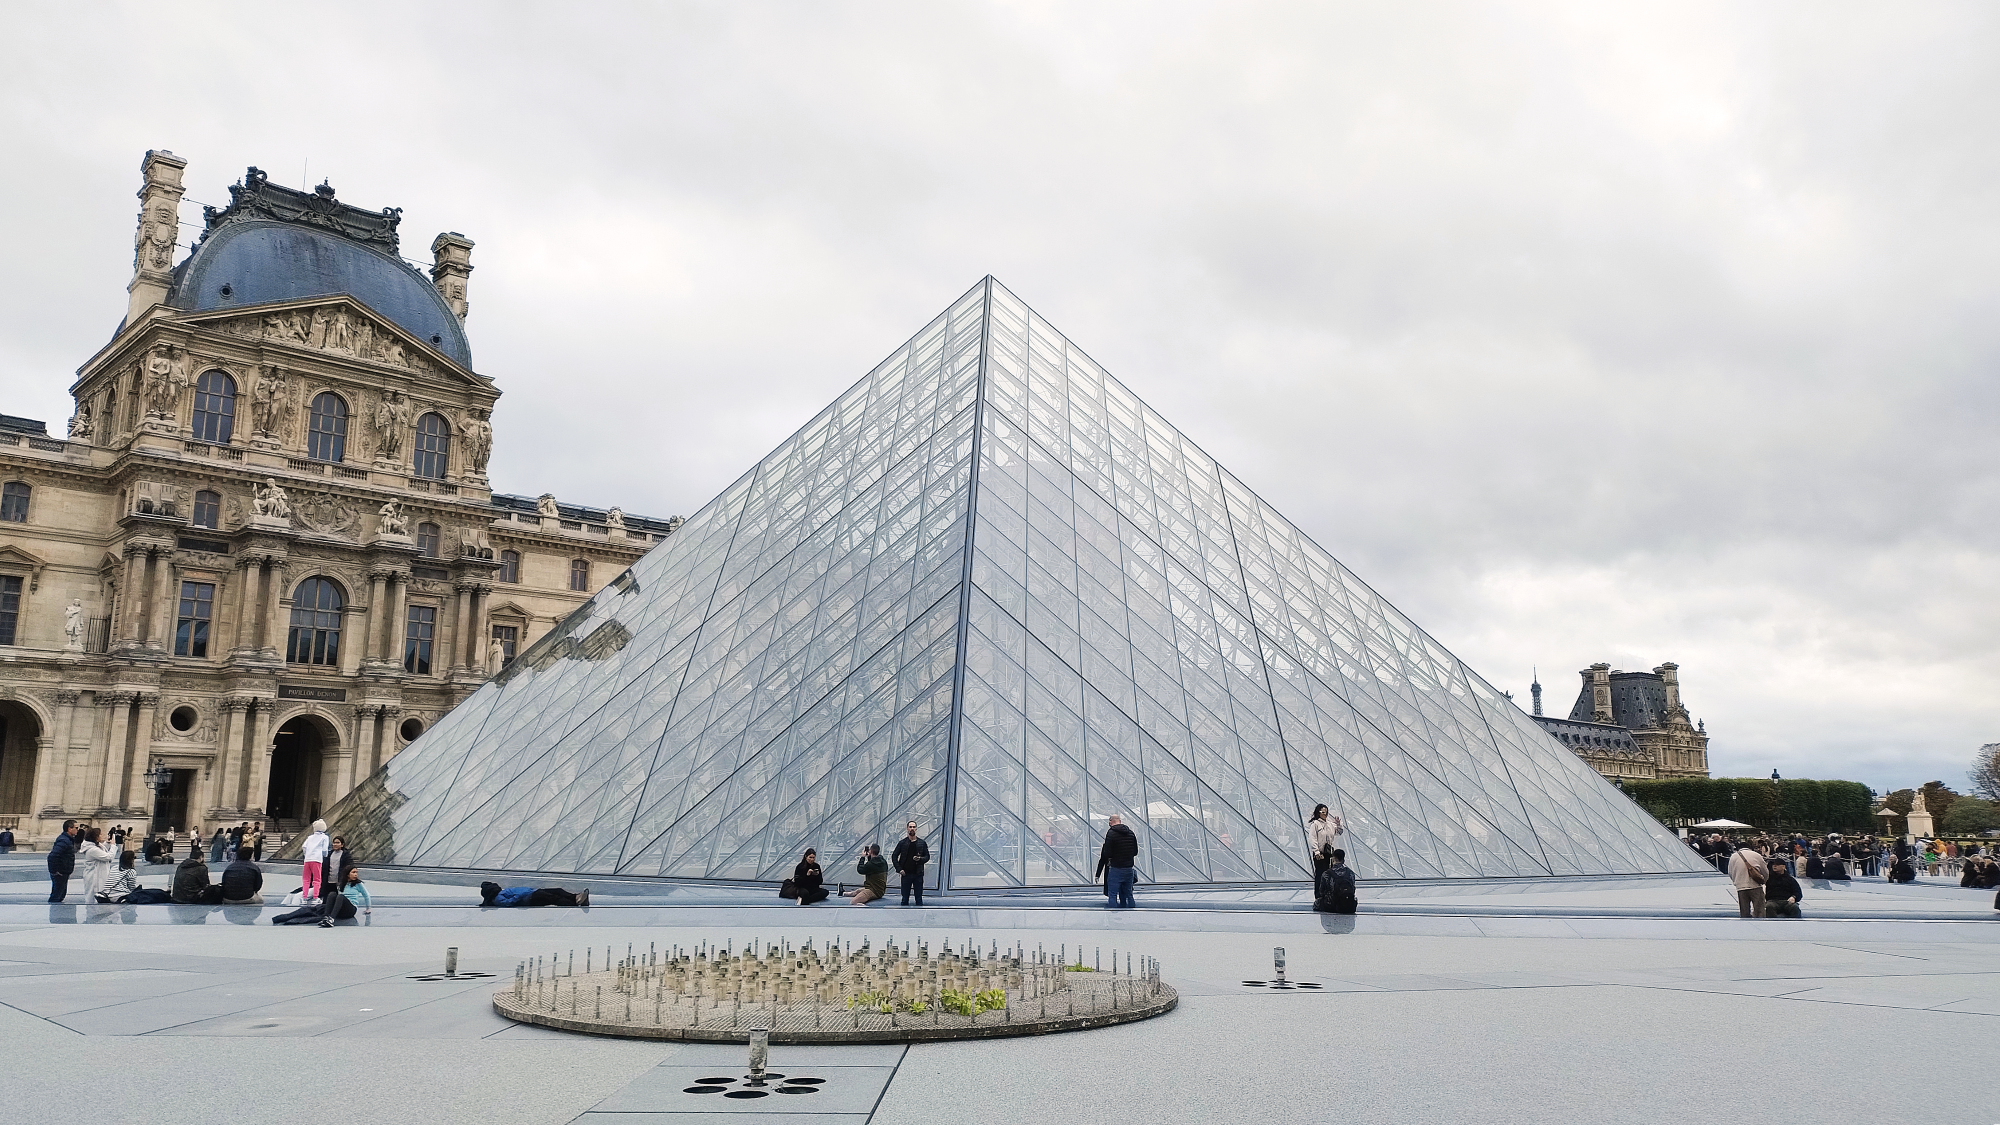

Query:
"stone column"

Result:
[[61, 697, 98, 811], [98, 692, 134, 810], [338, 603, 366, 675], [363, 570, 389, 663], [146, 547, 176, 650], [118, 546, 147, 645], [446, 583, 472, 672], [128, 693, 160, 814], [463, 584, 488, 668], [385, 574, 409, 663], [214, 698, 248, 812], [244, 701, 276, 815], [260, 561, 291, 655], [377, 707, 401, 769], [350, 705, 379, 791], [231, 555, 263, 652], [31, 690, 80, 816]]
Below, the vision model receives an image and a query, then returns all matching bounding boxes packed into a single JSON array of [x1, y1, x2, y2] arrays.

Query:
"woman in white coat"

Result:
[[301, 819, 330, 903], [1308, 804, 1344, 880], [78, 826, 116, 904]]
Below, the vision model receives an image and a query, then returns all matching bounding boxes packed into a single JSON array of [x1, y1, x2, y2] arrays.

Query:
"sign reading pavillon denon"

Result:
[[278, 684, 347, 702]]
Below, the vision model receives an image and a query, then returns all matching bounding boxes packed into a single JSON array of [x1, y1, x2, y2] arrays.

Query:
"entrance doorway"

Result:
[[0, 701, 41, 815], [267, 717, 328, 824], [149, 769, 196, 835]]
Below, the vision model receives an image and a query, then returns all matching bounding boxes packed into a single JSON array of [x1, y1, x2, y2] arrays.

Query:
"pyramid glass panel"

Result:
[[325, 278, 1709, 887]]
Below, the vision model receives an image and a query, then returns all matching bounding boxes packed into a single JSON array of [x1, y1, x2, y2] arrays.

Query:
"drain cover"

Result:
[[1240, 979, 1321, 990], [685, 1073, 826, 1099]]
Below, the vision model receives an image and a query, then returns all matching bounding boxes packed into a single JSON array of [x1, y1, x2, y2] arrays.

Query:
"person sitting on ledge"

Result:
[[1764, 859, 1804, 917], [845, 844, 888, 906], [782, 848, 829, 905], [479, 881, 589, 908], [171, 852, 224, 905], [99, 850, 142, 904], [220, 847, 264, 905]]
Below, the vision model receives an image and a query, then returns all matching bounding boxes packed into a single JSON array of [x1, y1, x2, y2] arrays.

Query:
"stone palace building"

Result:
[[0, 151, 679, 848], [1529, 662, 1711, 781]]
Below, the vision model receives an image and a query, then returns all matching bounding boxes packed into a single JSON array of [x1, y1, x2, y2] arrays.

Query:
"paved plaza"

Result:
[[0, 858, 1993, 1123]]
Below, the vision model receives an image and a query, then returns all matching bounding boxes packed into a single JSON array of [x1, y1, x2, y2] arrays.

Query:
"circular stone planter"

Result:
[[493, 968, 1177, 1043]]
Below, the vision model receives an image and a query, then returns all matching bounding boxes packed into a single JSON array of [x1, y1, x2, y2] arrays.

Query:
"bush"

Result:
[[1620, 777, 1876, 831], [1941, 797, 2000, 835]]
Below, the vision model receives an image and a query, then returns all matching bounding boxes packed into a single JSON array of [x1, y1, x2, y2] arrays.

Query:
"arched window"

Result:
[[413, 412, 450, 479], [416, 522, 441, 559], [192, 489, 221, 529], [306, 392, 349, 462], [0, 481, 29, 523], [191, 370, 236, 444], [285, 577, 343, 666], [569, 557, 590, 591], [499, 550, 519, 583]]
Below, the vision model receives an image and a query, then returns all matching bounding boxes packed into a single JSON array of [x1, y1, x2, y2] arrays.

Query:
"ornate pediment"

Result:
[[184, 297, 488, 387], [0, 543, 49, 590], [198, 168, 402, 255]]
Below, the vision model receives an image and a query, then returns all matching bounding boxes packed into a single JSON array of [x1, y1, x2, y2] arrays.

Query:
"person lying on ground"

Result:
[[479, 881, 589, 908]]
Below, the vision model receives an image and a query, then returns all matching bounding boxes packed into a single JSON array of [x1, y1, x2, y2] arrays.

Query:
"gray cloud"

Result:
[[2, 2, 1992, 793]]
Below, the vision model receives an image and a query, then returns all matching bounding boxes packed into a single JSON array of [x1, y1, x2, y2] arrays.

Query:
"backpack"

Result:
[[1315, 865, 1358, 914]]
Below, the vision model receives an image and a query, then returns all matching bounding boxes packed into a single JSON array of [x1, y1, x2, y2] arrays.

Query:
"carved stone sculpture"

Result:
[[536, 493, 559, 519], [485, 638, 505, 675], [142, 344, 189, 418], [64, 599, 85, 650], [458, 409, 493, 473], [293, 492, 359, 536], [67, 405, 92, 439], [136, 198, 177, 272], [373, 391, 410, 461], [253, 478, 291, 520], [250, 365, 288, 436], [605, 507, 625, 533], [378, 500, 407, 537]]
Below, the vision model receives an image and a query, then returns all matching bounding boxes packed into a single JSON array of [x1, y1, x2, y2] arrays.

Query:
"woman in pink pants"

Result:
[[301, 819, 330, 903]]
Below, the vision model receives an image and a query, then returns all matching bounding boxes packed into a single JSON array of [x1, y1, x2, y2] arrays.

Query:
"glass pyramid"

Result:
[[326, 278, 1708, 888]]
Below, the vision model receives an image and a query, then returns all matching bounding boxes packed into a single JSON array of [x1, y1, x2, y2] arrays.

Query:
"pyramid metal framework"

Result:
[[329, 278, 1708, 889]]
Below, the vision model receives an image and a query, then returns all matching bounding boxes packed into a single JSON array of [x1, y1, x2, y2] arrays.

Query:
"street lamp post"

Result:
[[142, 758, 174, 836]]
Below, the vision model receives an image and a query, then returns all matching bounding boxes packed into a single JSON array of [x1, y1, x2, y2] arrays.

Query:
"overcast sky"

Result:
[[2, 3, 1993, 794]]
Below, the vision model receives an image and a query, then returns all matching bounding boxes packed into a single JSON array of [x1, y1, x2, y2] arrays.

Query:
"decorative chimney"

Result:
[[125, 149, 188, 326], [1583, 663, 1613, 724], [431, 231, 474, 320], [1655, 662, 1683, 718]]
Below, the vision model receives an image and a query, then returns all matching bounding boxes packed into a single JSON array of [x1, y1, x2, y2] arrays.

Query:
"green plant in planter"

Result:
[[938, 989, 974, 1016], [905, 998, 931, 1015], [974, 988, 1008, 1013], [847, 990, 893, 1013], [1063, 964, 1095, 972]]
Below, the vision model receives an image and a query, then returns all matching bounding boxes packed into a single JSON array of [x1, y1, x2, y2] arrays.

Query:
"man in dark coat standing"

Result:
[[1096, 814, 1139, 908], [892, 821, 929, 906], [47, 819, 79, 902]]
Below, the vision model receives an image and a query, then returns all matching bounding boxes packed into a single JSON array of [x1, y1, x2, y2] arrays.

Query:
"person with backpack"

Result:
[[1308, 804, 1344, 880], [1315, 848, 1358, 914]]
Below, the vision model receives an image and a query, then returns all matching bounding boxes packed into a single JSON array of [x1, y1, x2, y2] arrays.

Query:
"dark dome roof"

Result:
[[170, 219, 471, 366]]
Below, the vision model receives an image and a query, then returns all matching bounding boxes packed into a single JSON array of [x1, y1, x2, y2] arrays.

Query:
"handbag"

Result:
[[281, 889, 304, 907]]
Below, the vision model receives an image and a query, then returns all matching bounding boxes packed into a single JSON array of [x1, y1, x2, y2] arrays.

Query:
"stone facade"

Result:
[[1530, 662, 1711, 781], [0, 151, 680, 848]]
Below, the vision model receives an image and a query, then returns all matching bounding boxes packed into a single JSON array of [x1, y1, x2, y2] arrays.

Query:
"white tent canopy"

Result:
[[1690, 819, 1753, 829]]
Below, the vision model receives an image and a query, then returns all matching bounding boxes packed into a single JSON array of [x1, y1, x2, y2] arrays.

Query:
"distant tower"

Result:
[[1530, 668, 1543, 717]]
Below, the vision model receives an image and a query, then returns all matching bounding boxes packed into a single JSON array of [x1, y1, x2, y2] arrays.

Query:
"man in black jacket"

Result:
[[220, 848, 264, 905], [47, 819, 78, 902], [1096, 815, 1139, 908], [171, 854, 223, 905], [1765, 859, 1804, 917], [892, 821, 929, 906]]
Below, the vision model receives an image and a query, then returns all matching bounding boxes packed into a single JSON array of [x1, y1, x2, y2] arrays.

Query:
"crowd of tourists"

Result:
[[1696, 830, 2000, 916], [40, 816, 373, 925]]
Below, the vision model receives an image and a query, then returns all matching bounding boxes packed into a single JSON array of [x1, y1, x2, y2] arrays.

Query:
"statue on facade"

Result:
[[664, 515, 685, 534], [329, 309, 355, 353], [373, 391, 410, 460], [485, 637, 505, 675], [253, 478, 291, 520], [605, 507, 625, 533], [250, 365, 288, 436], [67, 404, 92, 439], [378, 499, 408, 537], [457, 409, 493, 473], [1911, 789, 1929, 816], [536, 493, 559, 519], [142, 344, 189, 419], [64, 599, 85, 650]]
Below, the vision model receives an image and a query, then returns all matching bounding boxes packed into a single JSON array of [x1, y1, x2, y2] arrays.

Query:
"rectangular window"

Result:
[[0, 575, 20, 645], [174, 580, 214, 658], [0, 482, 29, 522], [569, 558, 589, 591], [404, 605, 436, 675], [491, 623, 518, 668], [499, 550, 519, 583]]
